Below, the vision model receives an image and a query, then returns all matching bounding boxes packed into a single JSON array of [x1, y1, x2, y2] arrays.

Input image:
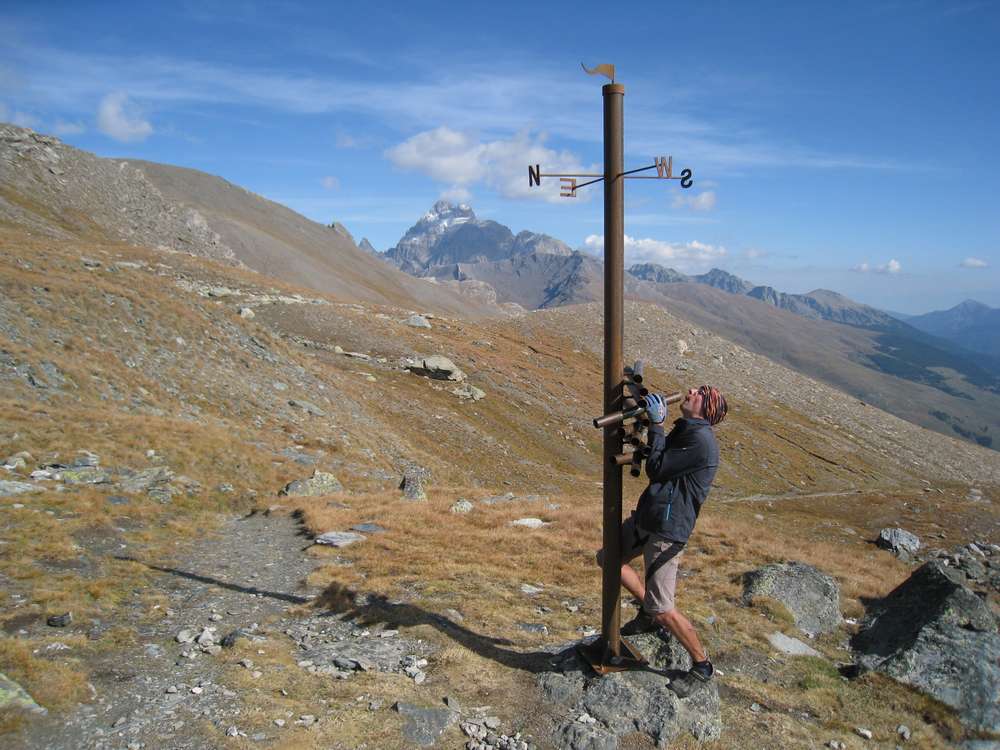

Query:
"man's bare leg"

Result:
[[620, 563, 645, 603], [654, 609, 707, 662]]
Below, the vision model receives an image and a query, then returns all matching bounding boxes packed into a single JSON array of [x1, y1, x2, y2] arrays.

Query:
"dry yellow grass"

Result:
[[280, 486, 975, 748], [1, 227, 996, 747]]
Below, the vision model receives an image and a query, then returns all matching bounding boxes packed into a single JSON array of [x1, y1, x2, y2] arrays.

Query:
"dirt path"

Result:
[[21, 511, 320, 750], [720, 489, 868, 504]]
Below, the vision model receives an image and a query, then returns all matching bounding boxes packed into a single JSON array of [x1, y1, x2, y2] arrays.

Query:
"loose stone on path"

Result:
[[313, 531, 365, 548]]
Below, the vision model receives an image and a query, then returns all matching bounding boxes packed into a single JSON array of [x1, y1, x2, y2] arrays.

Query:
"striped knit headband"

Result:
[[699, 385, 728, 426]]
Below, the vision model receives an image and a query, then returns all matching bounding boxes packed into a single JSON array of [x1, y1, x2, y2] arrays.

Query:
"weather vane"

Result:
[[528, 64, 696, 675]]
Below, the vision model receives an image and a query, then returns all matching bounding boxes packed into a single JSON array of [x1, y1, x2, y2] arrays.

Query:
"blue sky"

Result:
[[2, 1, 998, 313]]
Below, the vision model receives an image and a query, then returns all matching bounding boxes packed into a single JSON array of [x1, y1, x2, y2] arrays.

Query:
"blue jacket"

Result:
[[635, 417, 719, 543]]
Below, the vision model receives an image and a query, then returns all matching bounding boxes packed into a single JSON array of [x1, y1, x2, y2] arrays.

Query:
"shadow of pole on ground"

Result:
[[114, 555, 312, 605]]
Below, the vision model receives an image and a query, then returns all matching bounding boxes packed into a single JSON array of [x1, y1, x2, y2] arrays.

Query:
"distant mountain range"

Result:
[[629, 265, 900, 329], [4, 122, 995, 451], [380, 202, 1000, 449], [902, 300, 1000, 359]]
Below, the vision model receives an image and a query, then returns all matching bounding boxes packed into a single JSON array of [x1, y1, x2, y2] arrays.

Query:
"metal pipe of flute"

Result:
[[592, 391, 683, 428], [611, 451, 635, 466], [632, 360, 645, 384]]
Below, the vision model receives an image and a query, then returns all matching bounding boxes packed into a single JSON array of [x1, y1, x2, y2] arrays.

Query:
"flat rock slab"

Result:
[[767, 631, 821, 657], [314, 531, 365, 548], [406, 355, 465, 382], [451, 383, 485, 400], [405, 315, 432, 328], [351, 523, 387, 534], [56, 467, 112, 485], [299, 638, 410, 673], [0, 480, 43, 497], [510, 518, 548, 529], [394, 702, 457, 747]]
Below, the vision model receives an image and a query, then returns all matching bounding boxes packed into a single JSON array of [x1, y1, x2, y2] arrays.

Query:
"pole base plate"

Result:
[[577, 636, 648, 675]]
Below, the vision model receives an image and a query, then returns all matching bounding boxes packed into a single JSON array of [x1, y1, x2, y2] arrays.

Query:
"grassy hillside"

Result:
[[1, 228, 997, 748]]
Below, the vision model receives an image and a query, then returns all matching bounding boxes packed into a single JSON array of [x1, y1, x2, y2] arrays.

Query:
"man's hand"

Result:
[[644, 393, 667, 424]]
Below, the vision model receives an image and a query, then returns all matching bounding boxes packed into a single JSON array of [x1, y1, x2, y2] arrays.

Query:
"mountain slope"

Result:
[[0, 124, 491, 317], [907, 300, 1000, 358], [132, 161, 492, 316], [2, 220, 998, 750], [621, 278, 1000, 448]]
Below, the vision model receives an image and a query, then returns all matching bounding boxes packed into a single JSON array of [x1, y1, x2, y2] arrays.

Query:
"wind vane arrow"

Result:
[[581, 62, 615, 82]]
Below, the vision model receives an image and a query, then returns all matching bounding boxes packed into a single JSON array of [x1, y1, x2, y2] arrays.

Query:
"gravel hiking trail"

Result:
[[21, 511, 319, 750]]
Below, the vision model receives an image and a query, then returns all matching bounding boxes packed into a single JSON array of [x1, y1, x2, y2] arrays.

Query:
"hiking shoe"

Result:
[[688, 659, 714, 682], [621, 610, 658, 636]]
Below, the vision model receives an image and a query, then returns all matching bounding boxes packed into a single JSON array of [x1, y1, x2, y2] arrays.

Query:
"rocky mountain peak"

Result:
[[384, 202, 571, 275], [628, 262, 688, 284], [424, 200, 476, 226], [694, 268, 755, 295], [956, 299, 991, 313]]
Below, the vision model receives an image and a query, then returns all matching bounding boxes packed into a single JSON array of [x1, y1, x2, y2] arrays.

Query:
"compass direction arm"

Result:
[[528, 165, 605, 195], [620, 156, 694, 188]]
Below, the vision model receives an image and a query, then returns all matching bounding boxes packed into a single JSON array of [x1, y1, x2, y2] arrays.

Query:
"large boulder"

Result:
[[876, 527, 920, 559], [741, 562, 842, 636], [399, 465, 428, 501], [538, 635, 721, 748], [852, 561, 1000, 733]]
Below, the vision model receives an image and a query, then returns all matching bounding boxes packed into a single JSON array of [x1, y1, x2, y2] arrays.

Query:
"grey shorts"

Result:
[[621, 513, 684, 615]]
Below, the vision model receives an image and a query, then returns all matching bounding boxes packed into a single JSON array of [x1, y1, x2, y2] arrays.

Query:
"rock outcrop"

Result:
[[852, 561, 1000, 733], [538, 633, 721, 748], [406, 355, 466, 382], [279, 470, 343, 497]]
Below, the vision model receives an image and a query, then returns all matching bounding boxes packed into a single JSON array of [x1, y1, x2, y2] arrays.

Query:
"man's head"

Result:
[[680, 385, 728, 425]]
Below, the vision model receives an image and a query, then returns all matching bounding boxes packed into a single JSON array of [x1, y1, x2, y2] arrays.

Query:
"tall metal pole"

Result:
[[600, 82, 625, 661]]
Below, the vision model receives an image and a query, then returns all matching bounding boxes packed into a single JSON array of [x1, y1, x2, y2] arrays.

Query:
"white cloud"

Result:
[[97, 92, 152, 142], [960, 257, 989, 269], [439, 185, 471, 203], [852, 258, 901, 274], [3, 43, 907, 173], [53, 120, 85, 135], [320, 175, 340, 190], [385, 126, 595, 203], [671, 190, 716, 211], [583, 234, 727, 271], [744, 248, 767, 259]]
